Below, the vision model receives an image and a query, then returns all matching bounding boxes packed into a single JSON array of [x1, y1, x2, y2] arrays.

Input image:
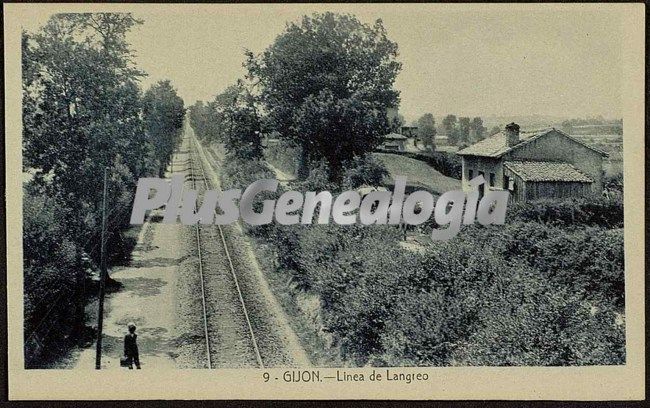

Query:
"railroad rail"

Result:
[[187, 136, 265, 369]]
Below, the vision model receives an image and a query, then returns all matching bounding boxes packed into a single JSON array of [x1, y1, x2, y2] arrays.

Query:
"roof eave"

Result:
[[553, 128, 610, 157], [456, 151, 502, 158], [523, 179, 593, 183]]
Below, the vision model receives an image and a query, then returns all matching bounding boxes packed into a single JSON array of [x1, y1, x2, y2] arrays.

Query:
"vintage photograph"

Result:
[[8, 3, 642, 399], [20, 6, 627, 371]]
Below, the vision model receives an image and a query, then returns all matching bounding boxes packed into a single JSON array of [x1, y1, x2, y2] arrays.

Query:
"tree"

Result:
[[213, 82, 264, 161], [470, 117, 486, 141], [23, 13, 151, 244], [442, 114, 459, 145], [390, 113, 405, 133], [23, 13, 150, 217], [188, 100, 225, 143], [246, 12, 402, 181], [416, 113, 436, 151], [458, 117, 471, 145], [22, 13, 182, 364], [490, 125, 501, 136], [142, 80, 186, 176], [188, 101, 208, 139], [341, 154, 389, 189]]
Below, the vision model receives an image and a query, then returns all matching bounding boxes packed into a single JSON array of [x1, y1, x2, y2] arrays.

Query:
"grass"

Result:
[[244, 233, 344, 367], [373, 152, 461, 194]]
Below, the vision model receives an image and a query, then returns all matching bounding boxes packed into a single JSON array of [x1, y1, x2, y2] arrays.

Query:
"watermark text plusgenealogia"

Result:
[[130, 175, 508, 240]]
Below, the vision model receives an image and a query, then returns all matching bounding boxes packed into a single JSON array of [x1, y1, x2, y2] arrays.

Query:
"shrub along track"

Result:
[[184, 131, 310, 368]]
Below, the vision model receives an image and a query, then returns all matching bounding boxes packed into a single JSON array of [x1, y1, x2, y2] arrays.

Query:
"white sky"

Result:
[[22, 4, 625, 121]]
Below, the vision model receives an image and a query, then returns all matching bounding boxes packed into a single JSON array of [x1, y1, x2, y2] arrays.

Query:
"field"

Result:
[[373, 152, 461, 194]]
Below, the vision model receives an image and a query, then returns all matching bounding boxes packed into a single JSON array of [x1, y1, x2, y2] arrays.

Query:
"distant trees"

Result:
[[188, 100, 223, 143], [441, 115, 487, 145], [245, 12, 401, 181], [188, 101, 207, 139], [189, 82, 263, 161], [458, 117, 471, 145], [490, 125, 501, 136], [215, 83, 264, 160], [142, 80, 186, 176], [22, 13, 184, 366], [392, 114, 406, 132], [442, 115, 459, 145], [416, 113, 436, 151], [470, 117, 486, 141]]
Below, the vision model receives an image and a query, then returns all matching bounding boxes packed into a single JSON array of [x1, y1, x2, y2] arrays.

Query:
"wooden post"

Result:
[[95, 168, 108, 369]]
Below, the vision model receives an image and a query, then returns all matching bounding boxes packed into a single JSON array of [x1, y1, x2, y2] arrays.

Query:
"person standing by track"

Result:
[[123, 322, 141, 369]]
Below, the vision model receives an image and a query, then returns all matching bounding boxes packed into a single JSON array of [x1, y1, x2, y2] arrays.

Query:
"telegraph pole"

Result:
[[95, 168, 109, 369]]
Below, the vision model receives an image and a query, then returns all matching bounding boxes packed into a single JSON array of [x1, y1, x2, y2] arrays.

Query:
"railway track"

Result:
[[187, 136, 265, 369]]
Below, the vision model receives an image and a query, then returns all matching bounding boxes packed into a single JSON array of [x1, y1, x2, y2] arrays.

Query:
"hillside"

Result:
[[373, 152, 461, 195]]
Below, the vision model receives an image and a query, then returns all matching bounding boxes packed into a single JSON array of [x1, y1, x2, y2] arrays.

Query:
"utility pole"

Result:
[[95, 168, 108, 369]]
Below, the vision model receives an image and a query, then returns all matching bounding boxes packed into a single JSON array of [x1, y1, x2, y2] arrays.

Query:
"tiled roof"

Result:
[[383, 132, 408, 140], [456, 128, 608, 158], [504, 161, 593, 183]]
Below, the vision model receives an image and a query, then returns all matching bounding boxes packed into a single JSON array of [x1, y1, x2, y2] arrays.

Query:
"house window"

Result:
[[468, 169, 473, 180], [504, 175, 510, 190], [489, 173, 496, 187]]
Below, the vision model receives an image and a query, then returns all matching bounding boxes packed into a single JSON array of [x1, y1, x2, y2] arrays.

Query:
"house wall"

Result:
[[503, 168, 526, 201], [504, 130, 604, 193], [461, 156, 504, 191]]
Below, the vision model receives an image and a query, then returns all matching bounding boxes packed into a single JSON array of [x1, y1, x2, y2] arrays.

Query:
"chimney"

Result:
[[505, 122, 520, 146]]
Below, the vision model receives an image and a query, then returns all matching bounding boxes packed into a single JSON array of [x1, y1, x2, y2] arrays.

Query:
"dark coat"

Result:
[[124, 333, 139, 357]]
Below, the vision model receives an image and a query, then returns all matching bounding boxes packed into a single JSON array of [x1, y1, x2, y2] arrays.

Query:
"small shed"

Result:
[[381, 133, 408, 151], [503, 161, 593, 202]]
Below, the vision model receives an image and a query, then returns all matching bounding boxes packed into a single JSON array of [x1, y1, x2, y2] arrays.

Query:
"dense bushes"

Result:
[[507, 197, 623, 228], [23, 189, 79, 336], [255, 203, 625, 366], [604, 172, 624, 196], [220, 157, 276, 191], [494, 223, 624, 308], [219, 153, 277, 237], [451, 271, 625, 366], [341, 155, 389, 189]]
